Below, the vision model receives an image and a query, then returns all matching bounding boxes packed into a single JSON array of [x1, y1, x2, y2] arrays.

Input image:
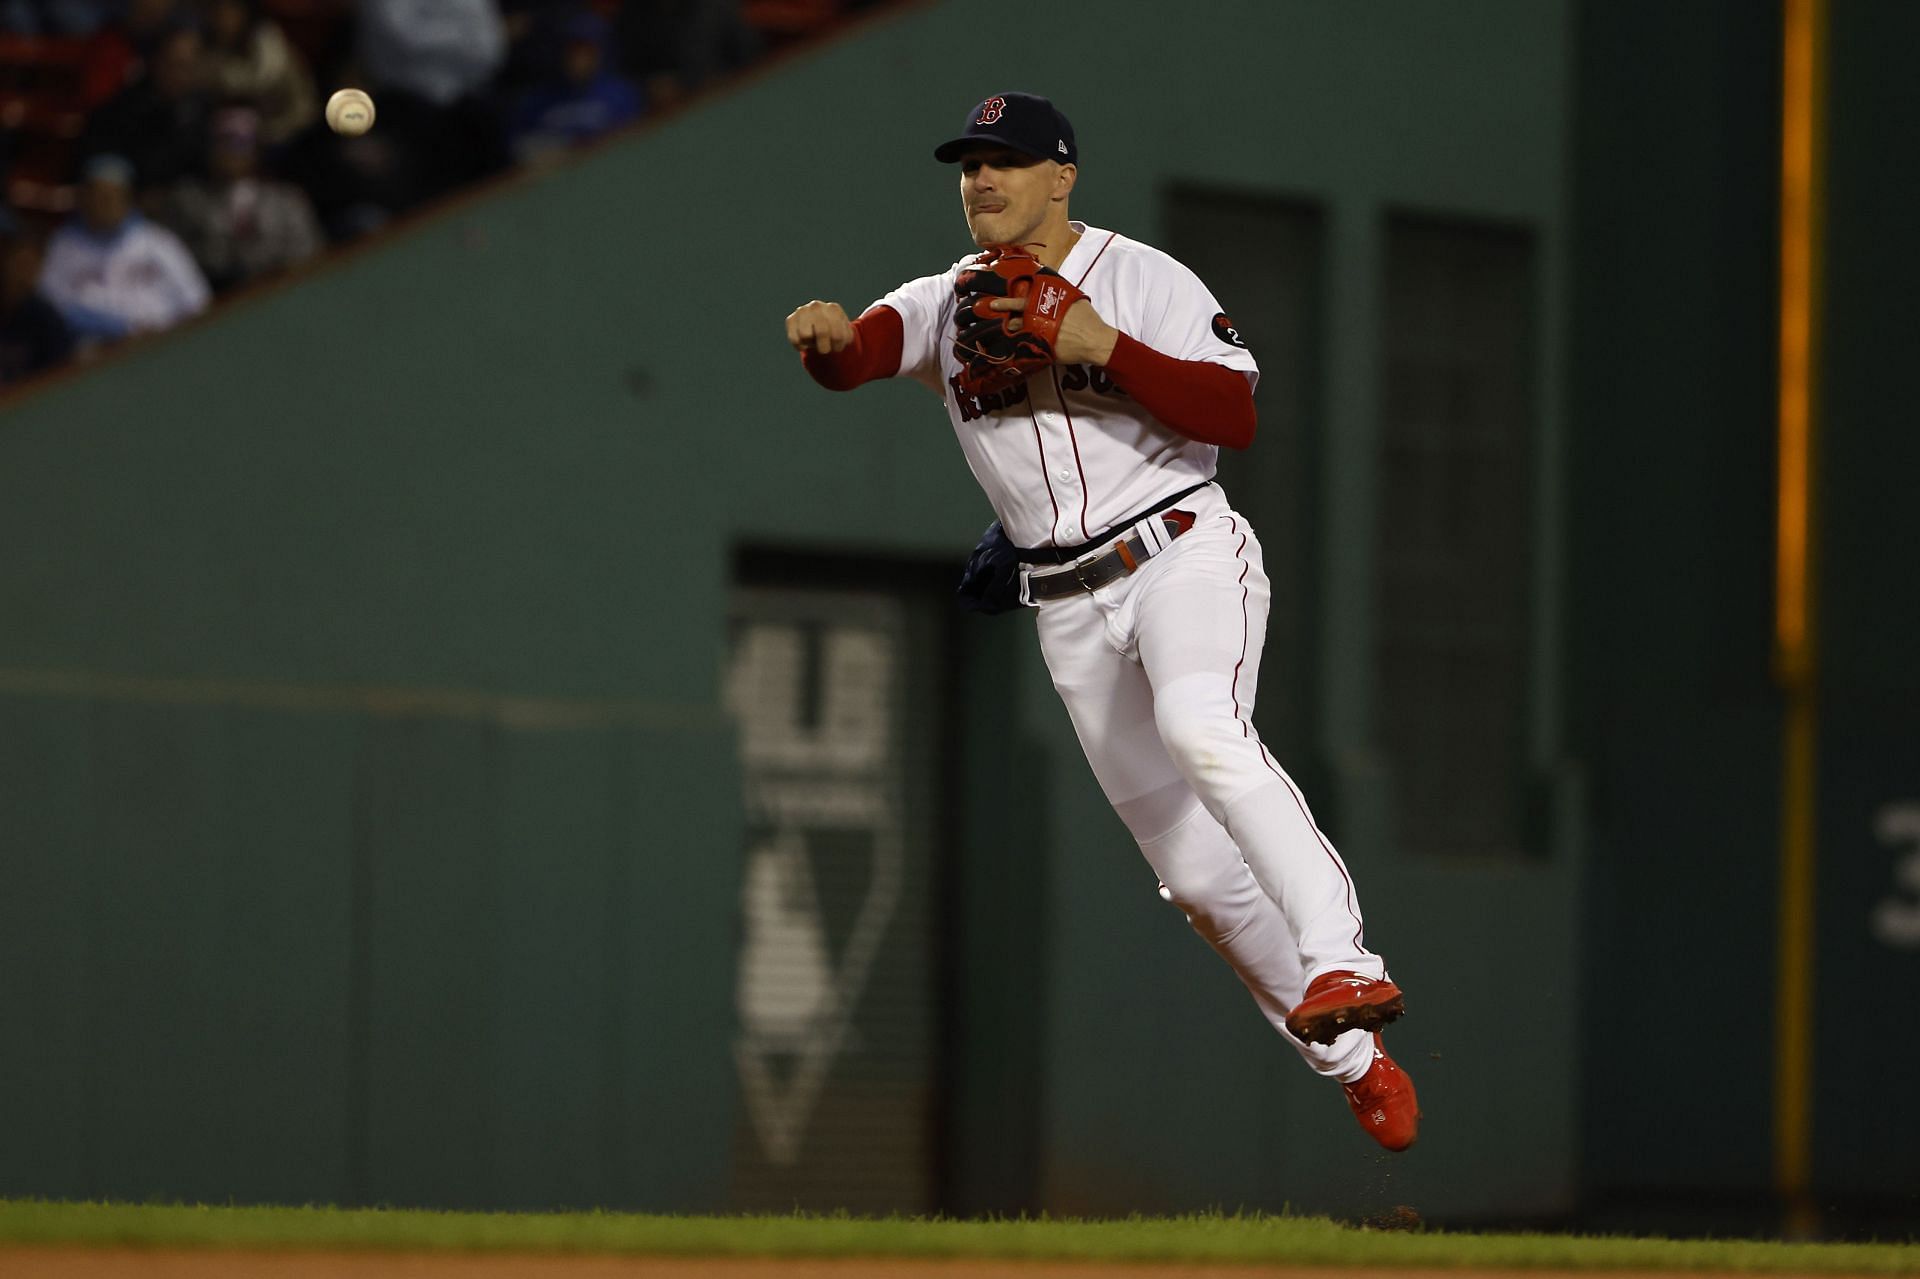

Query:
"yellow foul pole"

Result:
[[1773, 0, 1825, 1237]]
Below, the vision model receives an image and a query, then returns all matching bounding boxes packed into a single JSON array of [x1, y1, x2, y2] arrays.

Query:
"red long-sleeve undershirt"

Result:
[[1103, 332, 1256, 450], [800, 305, 1257, 450], [800, 306, 904, 389]]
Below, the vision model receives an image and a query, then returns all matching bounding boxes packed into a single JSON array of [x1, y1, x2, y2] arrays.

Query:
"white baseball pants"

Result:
[[1029, 484, 1383, 1082]]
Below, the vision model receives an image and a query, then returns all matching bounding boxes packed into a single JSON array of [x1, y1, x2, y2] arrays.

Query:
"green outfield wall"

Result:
[[8, 0, 1907, 1230], [1567, 0, 1786, 1210], [1569, 0, 1920, 1237], [1806, 0, 1920, 1213], [0, 0, 1574, 1223]]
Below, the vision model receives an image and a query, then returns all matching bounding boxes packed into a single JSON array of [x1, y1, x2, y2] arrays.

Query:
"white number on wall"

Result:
[[1869, 802, 1920, 949]]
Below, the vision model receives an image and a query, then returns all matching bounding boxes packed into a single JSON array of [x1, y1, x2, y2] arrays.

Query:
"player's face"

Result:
[[959, 147, 1066, 246]]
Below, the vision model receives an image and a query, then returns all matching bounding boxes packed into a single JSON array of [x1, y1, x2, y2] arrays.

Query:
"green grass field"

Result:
[[2, 1201, 1917, 1273]]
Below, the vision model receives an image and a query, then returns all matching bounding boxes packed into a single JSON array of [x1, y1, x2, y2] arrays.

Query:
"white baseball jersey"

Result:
[[875, 221, 1258, 549]]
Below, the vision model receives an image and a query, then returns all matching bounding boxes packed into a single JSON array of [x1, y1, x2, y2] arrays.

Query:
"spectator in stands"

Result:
[[348, 0, 510, 203], [200, 0, 318, 145], [155, 103, 322, 293], [0, 210, 74, 383], [83, 21, 213, 190], [0, 0, 111, 36], [279, 114, 406, 241], [495, 0, 561, 95], [38, 153, 209, 345], [507, 8, 639, 164], [119, 0, 185, 62], [0, 0, 175, 116], [358, 0, 506, 109], [614, 0, 758, 112]]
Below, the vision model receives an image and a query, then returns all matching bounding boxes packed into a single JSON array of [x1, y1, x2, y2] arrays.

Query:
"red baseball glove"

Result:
[[951, 243, 1087, 398]]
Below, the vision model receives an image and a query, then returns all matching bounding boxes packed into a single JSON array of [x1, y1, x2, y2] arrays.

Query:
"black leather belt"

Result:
[[1016, 480, 1213, 565], [1025, 509, 1198, 602]]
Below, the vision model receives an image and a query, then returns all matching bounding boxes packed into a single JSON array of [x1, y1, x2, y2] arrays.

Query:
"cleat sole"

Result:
[[1288, 993, 1406, 1046]]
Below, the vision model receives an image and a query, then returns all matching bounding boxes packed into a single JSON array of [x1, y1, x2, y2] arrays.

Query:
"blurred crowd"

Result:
[[0, 0, 885, 386]]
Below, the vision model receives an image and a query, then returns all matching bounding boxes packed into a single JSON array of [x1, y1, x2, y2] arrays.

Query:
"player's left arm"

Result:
[[1099, 325, 1256, 450]]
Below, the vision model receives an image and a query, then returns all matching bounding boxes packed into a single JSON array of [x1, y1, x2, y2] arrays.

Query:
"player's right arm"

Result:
[[789, 266, 968, 394], [788, 301, 907, 392]]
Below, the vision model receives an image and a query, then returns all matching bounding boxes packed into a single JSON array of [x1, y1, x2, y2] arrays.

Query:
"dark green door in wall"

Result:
[[723, 586, 947, 1213]]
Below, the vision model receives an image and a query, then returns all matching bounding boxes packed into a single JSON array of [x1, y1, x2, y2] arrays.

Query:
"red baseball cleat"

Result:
[[1342, 1034, 1421, 1152], [1284, 969, 1406, 1045]]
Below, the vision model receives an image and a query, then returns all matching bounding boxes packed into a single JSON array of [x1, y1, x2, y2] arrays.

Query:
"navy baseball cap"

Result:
[[934, 92, 1077, 165]]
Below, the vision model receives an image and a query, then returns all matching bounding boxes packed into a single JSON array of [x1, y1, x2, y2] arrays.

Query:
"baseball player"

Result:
[[784, 92, 1419, 1151]]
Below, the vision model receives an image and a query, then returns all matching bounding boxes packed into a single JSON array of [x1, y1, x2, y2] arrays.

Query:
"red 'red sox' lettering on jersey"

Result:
[[1055, 363, 1124, 395], [948, 373, 1028, 421], [879, 224, 1258, 548], [948, 362, 1128, 423]]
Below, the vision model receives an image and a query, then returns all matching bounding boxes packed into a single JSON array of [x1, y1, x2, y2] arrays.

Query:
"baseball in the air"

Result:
[[325, 88, 375, 136]]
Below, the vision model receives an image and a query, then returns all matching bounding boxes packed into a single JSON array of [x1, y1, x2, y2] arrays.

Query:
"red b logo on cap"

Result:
[[976, 96, 1006, 125]]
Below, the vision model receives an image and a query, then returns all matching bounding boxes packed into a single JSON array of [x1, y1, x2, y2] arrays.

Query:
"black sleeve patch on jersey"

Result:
[[1211, 313, 1248, 349]]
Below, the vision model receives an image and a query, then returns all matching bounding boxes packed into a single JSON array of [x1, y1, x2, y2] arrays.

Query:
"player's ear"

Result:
[[1053, 162, 1077, 202]]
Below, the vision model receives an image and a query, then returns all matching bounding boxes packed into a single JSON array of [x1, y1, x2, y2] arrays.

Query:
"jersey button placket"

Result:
[[1035, 408, 1082, 545]]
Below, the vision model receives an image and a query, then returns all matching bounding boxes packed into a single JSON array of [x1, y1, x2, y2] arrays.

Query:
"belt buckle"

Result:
[[1072, 556, 1099, 593]]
